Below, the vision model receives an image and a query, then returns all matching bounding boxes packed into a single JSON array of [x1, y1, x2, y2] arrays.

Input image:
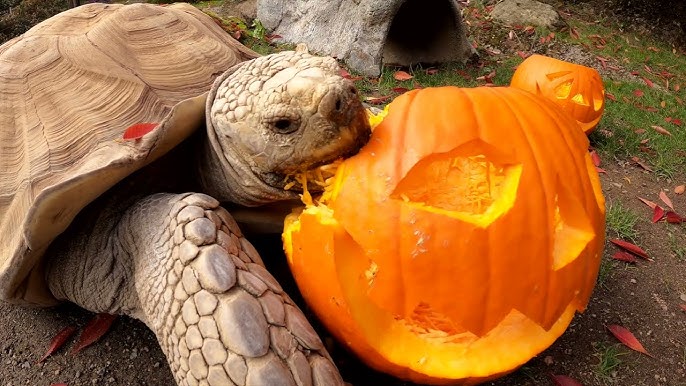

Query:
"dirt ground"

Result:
[[1, 0, 685, 385]]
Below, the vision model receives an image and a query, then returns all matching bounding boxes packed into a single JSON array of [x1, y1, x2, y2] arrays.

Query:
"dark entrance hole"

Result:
[[382, 0, 466, 66]]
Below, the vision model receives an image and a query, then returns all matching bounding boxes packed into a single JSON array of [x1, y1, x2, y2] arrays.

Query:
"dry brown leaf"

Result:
[[393, 71, 413, 81], [638, 197, 657, 209], [651, 125, 672, 136], [659, 191, 675, 211], [675, 185, 685, 195], [365, 95, 392, 105], [631, 156, 653, 172]]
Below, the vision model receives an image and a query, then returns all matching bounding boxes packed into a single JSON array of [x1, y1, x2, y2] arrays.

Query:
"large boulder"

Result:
[[256, 0, 476, 77], [490, 0, 566, 30]]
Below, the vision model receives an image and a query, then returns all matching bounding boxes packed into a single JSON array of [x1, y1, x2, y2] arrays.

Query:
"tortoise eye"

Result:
[[271, 118, 299, 134]]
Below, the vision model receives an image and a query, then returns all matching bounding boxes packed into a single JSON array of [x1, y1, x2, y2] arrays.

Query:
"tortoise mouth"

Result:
[[265, 105, 371, 194]]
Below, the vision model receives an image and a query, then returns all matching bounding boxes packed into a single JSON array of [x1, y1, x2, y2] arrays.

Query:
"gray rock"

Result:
[[256, 0, 476, 76], [490, 0, 567, 30]]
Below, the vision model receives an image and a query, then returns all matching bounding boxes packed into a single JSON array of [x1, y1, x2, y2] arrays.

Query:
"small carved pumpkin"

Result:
[[283, 86, 606, 384], [510, 54, 606, 134]]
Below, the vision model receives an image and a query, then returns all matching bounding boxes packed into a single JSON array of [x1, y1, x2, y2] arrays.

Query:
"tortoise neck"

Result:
[[196, 126, 294, 207]]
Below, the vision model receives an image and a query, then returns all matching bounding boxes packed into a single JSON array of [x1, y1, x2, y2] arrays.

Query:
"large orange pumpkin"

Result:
[[510, 54, 606, 134], [283, 86, 606, 384]]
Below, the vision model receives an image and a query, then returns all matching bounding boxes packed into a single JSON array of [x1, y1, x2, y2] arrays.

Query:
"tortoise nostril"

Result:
[[335, 97, 342, 111], [349, 87, 357, 95]]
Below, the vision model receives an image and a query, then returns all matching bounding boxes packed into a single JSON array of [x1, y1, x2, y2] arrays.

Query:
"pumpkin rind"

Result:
[[510, 54, 606, 134], [283, 86, 606, 383]]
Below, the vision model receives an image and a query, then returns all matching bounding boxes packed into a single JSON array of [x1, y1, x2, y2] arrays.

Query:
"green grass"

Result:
[[596, 258, 615, 288], [605, 200, 640, 241], [667, 231, 686, 261], [592, 342, 627, 380], [350, 56, 523, 106], [562, 17, 686, 177]]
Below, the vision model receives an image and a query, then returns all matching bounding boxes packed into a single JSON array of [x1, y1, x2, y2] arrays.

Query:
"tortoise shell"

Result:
[[0, 3, 258, 305]]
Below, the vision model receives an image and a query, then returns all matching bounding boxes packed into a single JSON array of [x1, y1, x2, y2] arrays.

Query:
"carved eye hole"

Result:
[[272, 118, 299, 134]]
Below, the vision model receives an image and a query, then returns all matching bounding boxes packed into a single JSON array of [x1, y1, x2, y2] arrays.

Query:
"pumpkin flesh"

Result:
[[283, 86, 606, 383]]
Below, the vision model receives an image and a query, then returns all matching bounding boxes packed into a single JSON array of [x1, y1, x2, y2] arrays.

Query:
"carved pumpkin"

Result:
[[510, 54, 606, 134], [283, 86, 606, 384]]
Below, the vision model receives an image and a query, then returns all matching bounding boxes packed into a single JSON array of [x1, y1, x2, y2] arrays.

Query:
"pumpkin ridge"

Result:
[[514, 89, 604, 314], [491, 88, 557, 328]]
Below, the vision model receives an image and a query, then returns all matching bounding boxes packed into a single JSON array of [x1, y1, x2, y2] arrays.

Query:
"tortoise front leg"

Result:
[[47, 192, 343, 386]]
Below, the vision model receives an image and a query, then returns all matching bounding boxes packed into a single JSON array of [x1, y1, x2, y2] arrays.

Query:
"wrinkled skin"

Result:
[[200, 50, 370, 206], [46, 51, 371, 386]]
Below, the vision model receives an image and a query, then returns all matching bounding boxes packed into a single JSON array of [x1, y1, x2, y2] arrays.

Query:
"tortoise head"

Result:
[[203, 50, 371, 206]]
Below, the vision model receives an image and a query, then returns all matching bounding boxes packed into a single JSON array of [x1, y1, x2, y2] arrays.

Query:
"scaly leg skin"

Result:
[[47, 193, 343, 386]]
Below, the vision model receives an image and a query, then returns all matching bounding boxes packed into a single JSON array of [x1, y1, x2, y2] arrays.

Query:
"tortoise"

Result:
[[0, 3, 370, 385]]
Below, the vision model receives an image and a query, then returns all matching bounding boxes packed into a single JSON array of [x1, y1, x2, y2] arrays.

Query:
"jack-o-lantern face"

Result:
[[283, 86, 606, 384], [511, 54, 606, 134]]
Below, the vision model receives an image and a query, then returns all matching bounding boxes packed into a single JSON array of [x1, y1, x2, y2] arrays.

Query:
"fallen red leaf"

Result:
[[651, 205, 665, 223], [71, 313, 117, 355], [680, 304, 686, 312], [642, 77, 655, 88], [671, 118, 683, 126], [393, 70, 413, 81], [609, 239, 652, 261], [425, 68, 439, 75], [638, 197, 658, 209], [606, 92, 617, 101], [551, 374, 583, 386], [633, 89, 644, 97], [595, 167, 606, 174], [122, 123, 158, 140], [339, 68, 352, 79], [651, 125, 672, 136], [665, 211, 684, 224], [589, 150, 601, 166], [606, 325, 653, 357], [659, 191, 675, 211], [612, 251, 639, 263], [38, 326, 77, 363], [675, 185, 685, 195], [392, 87, 410, 94]]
